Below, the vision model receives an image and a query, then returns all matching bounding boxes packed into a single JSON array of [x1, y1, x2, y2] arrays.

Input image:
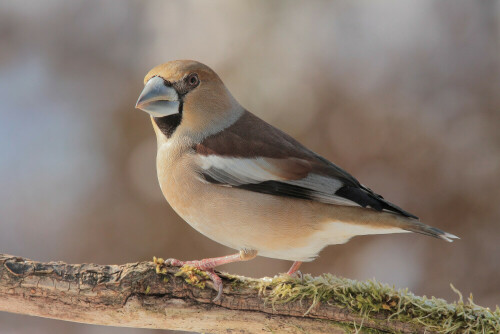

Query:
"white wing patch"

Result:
[[198, 156, 290, 185], [198, 155, 360, 207]]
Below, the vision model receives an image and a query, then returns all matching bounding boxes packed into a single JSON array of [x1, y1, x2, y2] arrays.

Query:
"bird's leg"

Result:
[[287, 261, 303, 279], [164, 249, 257, 301]]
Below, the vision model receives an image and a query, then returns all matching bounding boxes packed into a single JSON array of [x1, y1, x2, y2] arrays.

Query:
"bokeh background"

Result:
[[1, 1, 499, 333]]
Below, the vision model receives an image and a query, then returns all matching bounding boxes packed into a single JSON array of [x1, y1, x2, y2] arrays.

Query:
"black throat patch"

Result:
[[153, 113, 182, 138], [150, 73, 196, 138]]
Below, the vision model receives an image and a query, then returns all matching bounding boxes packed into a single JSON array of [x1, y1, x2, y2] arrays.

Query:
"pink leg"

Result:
[[287, 261, 303, 276], [165, 250, 257, 301]]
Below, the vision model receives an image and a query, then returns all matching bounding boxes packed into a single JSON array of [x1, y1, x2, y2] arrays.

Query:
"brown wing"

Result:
[[195, 111, 418, 218]]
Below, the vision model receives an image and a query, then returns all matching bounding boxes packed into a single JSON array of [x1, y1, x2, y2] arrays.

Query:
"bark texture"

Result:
[[0, 253, 427, 333]]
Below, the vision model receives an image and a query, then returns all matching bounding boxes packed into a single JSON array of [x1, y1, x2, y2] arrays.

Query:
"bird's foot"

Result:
[[288, 270, 303, 281], [154, 256, 224, 302], [153, 251, 256, 302]]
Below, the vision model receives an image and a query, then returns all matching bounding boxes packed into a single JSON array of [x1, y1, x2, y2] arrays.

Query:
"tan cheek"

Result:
[[181, 88, 228, 130]]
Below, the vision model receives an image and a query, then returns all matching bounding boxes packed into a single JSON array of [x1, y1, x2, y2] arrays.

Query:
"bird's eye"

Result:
[[187, 73, 199, 87]]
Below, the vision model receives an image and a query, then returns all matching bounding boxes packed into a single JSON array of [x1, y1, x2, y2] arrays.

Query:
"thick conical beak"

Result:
[[135, 76, 180, 117]]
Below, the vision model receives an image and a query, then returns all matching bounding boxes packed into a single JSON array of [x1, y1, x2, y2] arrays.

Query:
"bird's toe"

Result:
[[205, 269, 224, 302]]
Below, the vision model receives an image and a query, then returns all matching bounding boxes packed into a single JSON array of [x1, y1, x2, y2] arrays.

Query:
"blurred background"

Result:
[[1, 0, 499, 333]]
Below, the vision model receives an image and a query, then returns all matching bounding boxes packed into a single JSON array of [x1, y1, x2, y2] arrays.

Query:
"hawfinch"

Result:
[[135, 60, 458, 301]]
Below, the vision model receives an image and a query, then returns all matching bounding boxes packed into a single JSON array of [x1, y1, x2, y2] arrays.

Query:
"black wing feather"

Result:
[[335, 185, 418, 219]]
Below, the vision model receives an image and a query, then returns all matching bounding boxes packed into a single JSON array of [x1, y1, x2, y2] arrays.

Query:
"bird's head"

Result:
[[136, 60, 243, 138]]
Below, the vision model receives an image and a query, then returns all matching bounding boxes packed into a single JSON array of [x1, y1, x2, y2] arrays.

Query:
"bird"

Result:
[[135, 60, 458, 301]]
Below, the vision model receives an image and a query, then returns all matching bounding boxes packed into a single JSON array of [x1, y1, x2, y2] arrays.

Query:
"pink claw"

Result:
[[205, 269, 224, 302]]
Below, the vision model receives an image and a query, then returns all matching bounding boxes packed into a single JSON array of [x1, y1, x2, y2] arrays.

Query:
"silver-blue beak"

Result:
[[135, 76, 180, 117]]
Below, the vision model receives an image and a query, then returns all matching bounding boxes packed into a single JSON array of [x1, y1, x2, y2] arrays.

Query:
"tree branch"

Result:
[[0, 254, 498, 333]]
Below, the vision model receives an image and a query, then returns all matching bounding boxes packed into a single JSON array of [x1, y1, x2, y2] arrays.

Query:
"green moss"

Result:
[[153, 256, 210, 289], [174, 265, 209, 289], [252, 273, 500, 334], [153, 256, 209, 289], [153, 256, 168, 275]]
